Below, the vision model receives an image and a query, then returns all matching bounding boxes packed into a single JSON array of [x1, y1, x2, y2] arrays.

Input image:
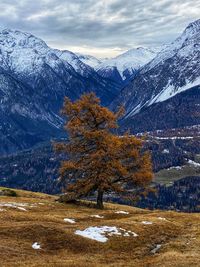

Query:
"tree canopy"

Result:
[[55, 92, 153, 208]]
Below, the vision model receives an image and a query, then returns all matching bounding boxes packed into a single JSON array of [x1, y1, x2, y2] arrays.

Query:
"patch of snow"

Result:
[[153, 77, 200, 104], [123, 233, 130, 237], [151, 244, 161, 254], [32, 242, 41, 250], [90, 215, 104, 218], [141, 221, 153, 225], [125, 102, 145, 118], [154, 136, 197, 140], [0, 202, 34, 211], [17, 207, 27, 211], [162, 149, 169, 154], [167, 166, 182, 170], [115, 211, 129, 214], [64, 218, 76, 224], [188, 160, 200, 167], [75, 226, 138, 242]]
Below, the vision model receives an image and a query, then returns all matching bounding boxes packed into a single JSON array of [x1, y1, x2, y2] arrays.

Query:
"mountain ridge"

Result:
[[95, 46, 162, 83], [0, 28, 121, 155]]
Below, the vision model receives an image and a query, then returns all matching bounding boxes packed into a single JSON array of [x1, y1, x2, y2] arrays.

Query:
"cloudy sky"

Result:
[[0, 0, 199, 57]]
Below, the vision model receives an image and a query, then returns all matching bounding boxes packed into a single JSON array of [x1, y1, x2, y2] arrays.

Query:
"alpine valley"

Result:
[[0, 29, 120, 155], [0, 19, 199, 211]]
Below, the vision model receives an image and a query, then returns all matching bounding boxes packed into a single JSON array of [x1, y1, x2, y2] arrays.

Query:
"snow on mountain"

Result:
[[150, 77, 200, 104], [111, 19, 200, 120], [145, 20, 200, 71], [53, 50, 98, 77], [144, 20, 200, 103], [0, 29, 98, 79], [76, 53, 102, 68], [0, 28, 120, 103], [96, 47, 162, 82], [0, 29, 120, 155], [141, 20, 200, 105], [120, 85, 200, 134]]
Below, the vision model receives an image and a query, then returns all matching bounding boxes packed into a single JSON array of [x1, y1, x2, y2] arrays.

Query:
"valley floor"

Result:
[[0, 188, 200, 267]]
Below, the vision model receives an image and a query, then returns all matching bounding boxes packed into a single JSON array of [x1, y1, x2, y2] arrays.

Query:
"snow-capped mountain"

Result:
[[112, 19, 200, 125], [96, 47, 162, 83], [0, 29, 120, 155], [0, 29, 119, 90], [0, 19, 199, 154]]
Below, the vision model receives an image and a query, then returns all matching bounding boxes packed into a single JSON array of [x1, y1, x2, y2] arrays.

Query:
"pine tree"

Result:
[[55, 93, 153, 209]]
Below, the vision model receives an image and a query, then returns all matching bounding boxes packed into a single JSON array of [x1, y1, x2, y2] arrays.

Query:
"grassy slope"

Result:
[[154, 156, 200, 185], [154, 164, 200, 185], [0, 188, 200, 267]]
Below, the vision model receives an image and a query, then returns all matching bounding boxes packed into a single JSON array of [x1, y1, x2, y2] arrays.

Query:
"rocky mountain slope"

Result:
[[112, 19, 200, 128], [120, 85, 200, 133], [0, 29, 120, 155], [0, 188, 200, 267]]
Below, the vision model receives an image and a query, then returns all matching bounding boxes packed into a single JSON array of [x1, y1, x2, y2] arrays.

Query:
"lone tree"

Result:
[[55, 93, 153, 209]]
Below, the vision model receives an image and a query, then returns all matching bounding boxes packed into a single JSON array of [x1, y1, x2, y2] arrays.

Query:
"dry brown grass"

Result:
[[0, 188, 200, 267]]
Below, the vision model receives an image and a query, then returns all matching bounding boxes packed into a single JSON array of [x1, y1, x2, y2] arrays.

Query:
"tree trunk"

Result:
[[96, 190, 104, 209]]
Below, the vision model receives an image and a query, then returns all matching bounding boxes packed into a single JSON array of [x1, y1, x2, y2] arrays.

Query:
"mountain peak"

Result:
[[179, 19, 200, 44], [0, 28, 48, 50], [96, 46, 160, 82], [143, 19, 200, 72], [185, 19, 200, 34]]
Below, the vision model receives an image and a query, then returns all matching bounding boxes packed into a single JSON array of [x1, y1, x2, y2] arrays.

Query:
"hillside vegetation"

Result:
[[0, 188, 200, 267]]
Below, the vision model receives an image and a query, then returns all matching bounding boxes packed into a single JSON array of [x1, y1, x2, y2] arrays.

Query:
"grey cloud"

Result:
[[0, 0, 199, 56]]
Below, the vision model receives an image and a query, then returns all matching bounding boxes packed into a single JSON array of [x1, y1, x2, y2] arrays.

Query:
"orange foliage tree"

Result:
[[55, 93, 153, 209]]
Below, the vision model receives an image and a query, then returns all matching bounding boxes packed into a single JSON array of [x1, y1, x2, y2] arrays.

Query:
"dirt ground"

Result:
[[0, 188, 200, 267]]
